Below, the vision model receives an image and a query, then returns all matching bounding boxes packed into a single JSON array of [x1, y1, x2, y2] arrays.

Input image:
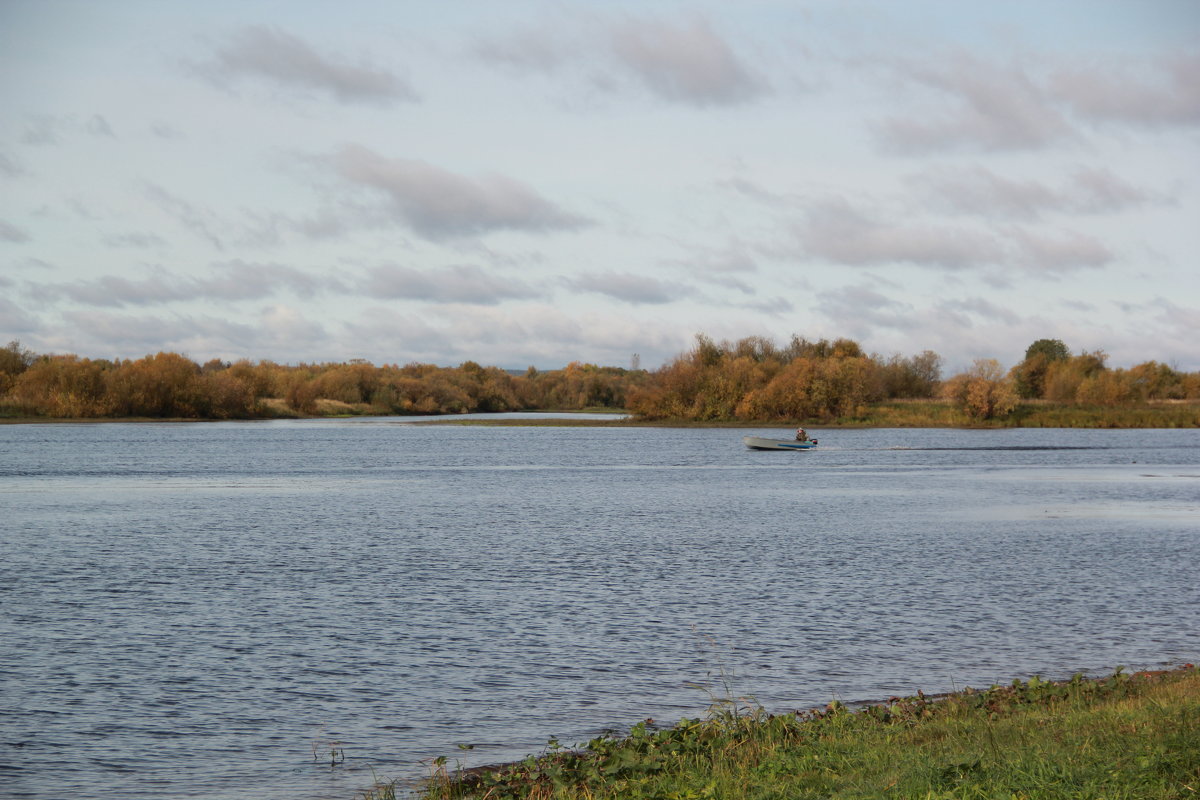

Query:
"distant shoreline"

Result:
[[4, 404, 1198, 429]]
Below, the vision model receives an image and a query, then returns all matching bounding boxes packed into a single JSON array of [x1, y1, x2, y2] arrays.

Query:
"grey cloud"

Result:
[[717, 176, 795, 204], [0, 296, 38, 332], [1149, 297, 1200, 336], [151, 123, 182, 139], [817, 285, 918, 332], [796, 197, 1005, 269], [567, 271, 689, 304], [38, 274, 189, 307], [144, 184, 226, 250], [662, 240, 759, 294], [736, 296, 795, 315], [1005, 227, 1113, 272], [709, 276, 758, 295], [361, 263, 539, 305], [876, 54, 1074, 153], [18, 114, 115, 146], [0, 219, 31, 243], [1067, 168, 1156, 213], [62, 309, 261, 354], [0, 152, 27, 178], [911, 165, 1156, 220], [27, 262, 339, 307], [87, 115, 115, 137], [911, 166, 1060, 221], [935, 297, 1021, 325], [333, 144, 588, 239], [258, 304, 328, 351], [205, 260, 344, 300], [104, 232, 167, 249], [472, 27, 573, 74], [20, 115, 61, 146], [200, 25, 417, 105], [795, 195, 1114, 273], [1051, 52, 1200, 127], [609, 15, 767, 106]]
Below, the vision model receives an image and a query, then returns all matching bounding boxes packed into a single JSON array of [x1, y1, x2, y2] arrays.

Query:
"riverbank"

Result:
[[433, 400, 1200, 428], [5, 399, 1197, 427], [368, 665, 1199, 800]]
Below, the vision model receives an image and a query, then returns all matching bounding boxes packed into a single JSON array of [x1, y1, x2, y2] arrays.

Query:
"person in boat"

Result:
[[795, 427, 808, 442]]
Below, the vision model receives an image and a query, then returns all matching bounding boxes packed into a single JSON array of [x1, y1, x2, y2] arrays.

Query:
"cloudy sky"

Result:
[[2, 1, 1198, 372]]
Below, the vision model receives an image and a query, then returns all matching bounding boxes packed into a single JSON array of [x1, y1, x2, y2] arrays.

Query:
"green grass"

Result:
[[370, 667, 1200, 800]]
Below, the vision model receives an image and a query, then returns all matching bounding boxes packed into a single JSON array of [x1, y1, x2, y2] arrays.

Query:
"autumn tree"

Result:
[[106, 352, 205, 417], [1043, 351, 1108, 403], [8, 354, 113, 417], [941, 358, 1018, 420], [1012, 338, 1071, 398], [0, 340, 35, 394]]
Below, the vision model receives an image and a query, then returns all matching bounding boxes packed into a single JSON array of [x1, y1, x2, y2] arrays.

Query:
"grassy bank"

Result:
[[366, 666, 1200, 800], [845, 399, 1200, 429], [431, 400, 1200, 429]]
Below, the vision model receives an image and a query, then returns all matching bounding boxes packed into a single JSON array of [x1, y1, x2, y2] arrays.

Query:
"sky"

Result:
[[1, 1, 1198, 373]]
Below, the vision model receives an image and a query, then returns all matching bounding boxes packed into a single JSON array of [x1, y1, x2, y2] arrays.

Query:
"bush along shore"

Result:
[[361, 666, 1200, 800], [4, 335, 1199, 427]]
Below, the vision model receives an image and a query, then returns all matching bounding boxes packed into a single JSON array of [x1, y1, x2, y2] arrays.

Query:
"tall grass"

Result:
[[379, 666, 1199, 800]]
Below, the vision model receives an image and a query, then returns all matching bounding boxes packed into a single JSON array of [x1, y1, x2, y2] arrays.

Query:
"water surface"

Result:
[[2, 422, 1197, 799]]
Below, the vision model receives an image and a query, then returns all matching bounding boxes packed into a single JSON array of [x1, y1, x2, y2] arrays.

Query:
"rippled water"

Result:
[[2, 421, 1198, 799]]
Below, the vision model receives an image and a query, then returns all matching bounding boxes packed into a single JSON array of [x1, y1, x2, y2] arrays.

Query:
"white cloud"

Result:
[[197, 25, 418, 105], [332, 144, 589, 239]]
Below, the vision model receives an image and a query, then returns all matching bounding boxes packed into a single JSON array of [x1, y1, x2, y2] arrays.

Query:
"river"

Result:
[[1, 419, 1197, 799]]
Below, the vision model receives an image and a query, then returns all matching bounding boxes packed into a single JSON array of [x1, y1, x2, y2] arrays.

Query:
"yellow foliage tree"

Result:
[[941, 359, 1018, 420]]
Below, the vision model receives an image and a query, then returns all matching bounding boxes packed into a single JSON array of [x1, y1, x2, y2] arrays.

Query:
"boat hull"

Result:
[[743, 436, 817, 451]]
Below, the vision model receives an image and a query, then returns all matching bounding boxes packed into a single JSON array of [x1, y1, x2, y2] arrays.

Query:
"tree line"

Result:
[[944, 338, 1200, 420], [2, 335, 1196, 422], [0, 341, 642, 419], [626, 334, 943, 420]]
